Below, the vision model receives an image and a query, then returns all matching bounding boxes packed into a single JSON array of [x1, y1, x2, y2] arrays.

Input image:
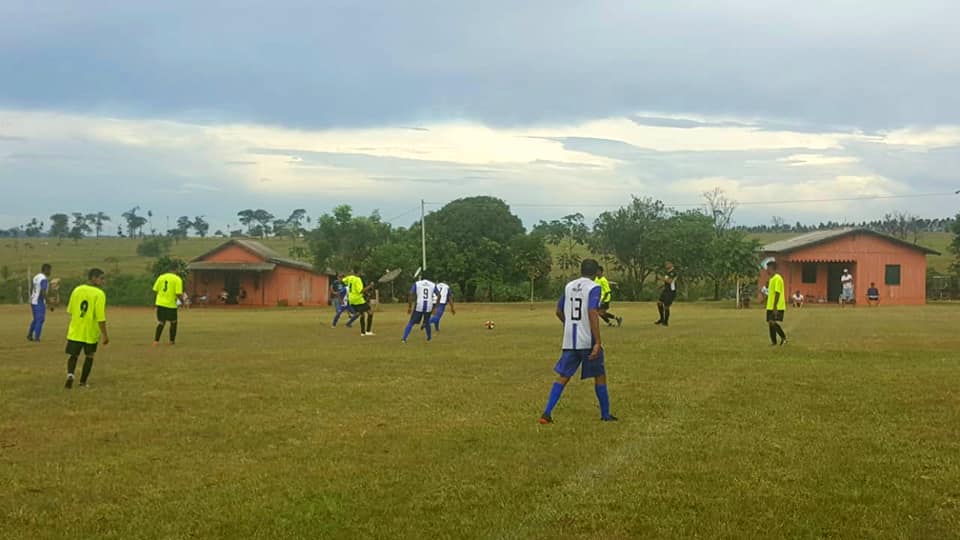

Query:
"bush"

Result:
[[136, 237, 172, 257]]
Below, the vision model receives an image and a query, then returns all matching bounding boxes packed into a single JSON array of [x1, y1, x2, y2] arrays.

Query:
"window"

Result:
[[801, 263, 817, 283], [885, 264, 901, 285]]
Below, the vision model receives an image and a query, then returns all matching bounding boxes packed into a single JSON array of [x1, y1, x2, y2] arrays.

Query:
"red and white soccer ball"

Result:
[[484, 320, 496, 330]]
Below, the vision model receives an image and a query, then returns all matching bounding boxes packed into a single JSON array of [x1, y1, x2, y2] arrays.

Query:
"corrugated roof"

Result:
[[186, 261, 276, 271], [762, 227, 940, 255], [191, 239, 319, 272]]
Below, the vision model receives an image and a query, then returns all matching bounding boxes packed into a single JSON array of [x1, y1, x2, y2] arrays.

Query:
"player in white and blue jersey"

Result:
[[428, 281, 456, 331], [330, 274, 355, 327], [402, 277, 438, 342], [539, 258, 617, 423], [27, 263, 51, 342]]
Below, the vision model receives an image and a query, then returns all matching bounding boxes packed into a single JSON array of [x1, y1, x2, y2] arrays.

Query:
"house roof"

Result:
[[186, 261, 277, 272], [191, 239, 318, 272], [761, 227, 940, 255]]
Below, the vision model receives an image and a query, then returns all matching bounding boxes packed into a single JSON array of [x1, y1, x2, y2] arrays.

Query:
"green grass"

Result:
[[3, 303, 960, 539]]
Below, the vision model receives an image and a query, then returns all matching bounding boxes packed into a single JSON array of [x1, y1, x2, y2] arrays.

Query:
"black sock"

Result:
[[657, 304, 664, 321], [154, 323, 165, 342], [67, 354, 78, 375], [768, 325, 778, 344], [774, 323, 786, 341], [599, 313, 610, 323], [606, 311, 617, 319], [80, 357, 94, 383], [367, 313, 374, 332], [170, 322, 178, 343], [360, 316, 367, 334], [664, 307, 671, 324]]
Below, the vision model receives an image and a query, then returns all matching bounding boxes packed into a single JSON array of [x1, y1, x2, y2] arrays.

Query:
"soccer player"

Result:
[[765, 260, 787, 346], [152, 263, 184, 346], [654, 261, 677, 326], [27, 263, 51, 342], [539, 258, 617, 424], [428, 281, 456, 332], [330, 274, 355, 327], [64, 268, 109, 389], [594, 266, 622, 327], [402, 277, 438, 342], [342, 268, 375, 336]]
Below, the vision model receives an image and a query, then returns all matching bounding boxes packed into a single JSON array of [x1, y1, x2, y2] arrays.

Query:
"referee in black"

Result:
[[654, 261, 677, 327]]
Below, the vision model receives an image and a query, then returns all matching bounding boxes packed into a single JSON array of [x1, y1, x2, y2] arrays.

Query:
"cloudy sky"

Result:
[[2, 1, 959, 233]]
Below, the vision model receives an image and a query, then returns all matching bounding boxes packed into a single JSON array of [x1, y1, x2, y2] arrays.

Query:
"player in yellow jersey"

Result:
[[594, 266, 622, 327], [152, 263, 184, 346], [342, 267, 376, 336], [765, 259, 787, 346], [64, 268, 109, 389]]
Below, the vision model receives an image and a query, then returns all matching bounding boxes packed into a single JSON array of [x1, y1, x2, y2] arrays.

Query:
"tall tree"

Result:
[[237, 209, 256, 234], [121, 207, 147, 238], [193, 216, 210, 238], [307, 205, 394, 274], [950, 212, 960, 276], [510, 233, 553, 304], [252, 209, 275, 238], [533, 213, 589, 275], [85, 212, 110, 238], [23, 218, 43, 237], [176, 216, 193, 237], [590, 196, 669, 299], [68, 212, 91, 243], [49, 213, 69, 240]]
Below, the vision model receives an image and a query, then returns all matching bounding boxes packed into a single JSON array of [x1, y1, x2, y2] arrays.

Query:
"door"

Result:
[[224, 273, 240, 304], [827, 263, 844, 303]]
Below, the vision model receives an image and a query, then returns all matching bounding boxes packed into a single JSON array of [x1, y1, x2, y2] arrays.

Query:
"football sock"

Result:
[[34, 319, 44, 340], [169, 322, 178, 343], [346, 313, 360, 326], [544, 382, 565, 416], [425, 322, 432, 341], [80, 357, 93, 384], [154, 323, 165, 342], [774, 323, 786, 341], [67, 354, 78, 376], [663, 307, 671, 324], [366, 313, 373, 332], [657, 304, 664, 322], [28, 320, 36, 339], [595, 384, 611, 419], [360, 317, 367, 334], [402, 321, 415, 341], [768, 325, 778, 345]]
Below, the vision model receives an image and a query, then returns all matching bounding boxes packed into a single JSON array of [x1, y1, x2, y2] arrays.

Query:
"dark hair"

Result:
[[41, 263, 52, 273], [766, 260, 777, 270], [597, 265, 604, 272], [580, 258, 600, 277], [88, 268, 105, 280]]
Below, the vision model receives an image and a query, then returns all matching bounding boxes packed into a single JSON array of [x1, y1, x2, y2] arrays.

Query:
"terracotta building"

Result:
[[759, 228, 939, 306], [186, 239, 330, 306]]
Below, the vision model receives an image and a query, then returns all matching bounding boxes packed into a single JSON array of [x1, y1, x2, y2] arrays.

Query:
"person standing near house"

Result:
[[27, 263, 52, 342], [428, 281, 456, 332], [654, 261, 677, 326], [63, 268, 109, 389], [152, 263, 184, 346], [866, 282, 880, 307], [840, 268, 854, 307], [342, 268, 375, 336], [402, 276, 438, 342], [765, 260, 787, 346], [595, 266, 622, 327]]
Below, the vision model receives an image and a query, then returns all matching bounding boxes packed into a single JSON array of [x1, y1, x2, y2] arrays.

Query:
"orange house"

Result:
[[759, 228, 939, 306], [186, 239, 330, 307]]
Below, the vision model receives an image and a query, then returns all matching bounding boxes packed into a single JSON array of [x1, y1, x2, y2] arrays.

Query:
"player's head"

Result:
[[843, 268, 848, 273], [766, 260, 777, 271], [41, 263, 51, 274], [870, 281, 876, 287], [665, 261, 674, 270], [597, 265, 604, 276], [88, 267, 105, 284], [580, 258, 600, 278]]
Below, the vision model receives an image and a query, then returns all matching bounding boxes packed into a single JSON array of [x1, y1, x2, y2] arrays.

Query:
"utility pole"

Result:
[[420, 199, 427, 274]]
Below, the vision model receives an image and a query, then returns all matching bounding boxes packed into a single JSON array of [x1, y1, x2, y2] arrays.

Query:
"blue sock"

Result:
[[332, 310, 343, 326], [595, 384, 610, 419], [544, 382, 565, 416], [35, 321, 44, 340], [346, 313, 359, 327], [425, 323, 432, 341], [402, 322, 414, 341], [28, 320, 36, 338]]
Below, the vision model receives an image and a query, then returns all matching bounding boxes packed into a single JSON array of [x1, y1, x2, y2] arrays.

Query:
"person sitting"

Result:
[[218, 288, 229, 304], [866, 282, 880, 307], [791, 290, 804, 308]]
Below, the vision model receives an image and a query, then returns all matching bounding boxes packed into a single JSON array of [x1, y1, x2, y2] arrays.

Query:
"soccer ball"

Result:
[[484, 320, 496, 330]]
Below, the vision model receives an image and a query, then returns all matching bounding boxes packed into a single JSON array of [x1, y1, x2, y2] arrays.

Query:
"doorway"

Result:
[[826, 263, 854, 303]]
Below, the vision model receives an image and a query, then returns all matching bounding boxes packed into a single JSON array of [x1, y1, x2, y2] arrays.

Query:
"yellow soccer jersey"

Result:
[[342, 275, 366, 305], [67, 284, 107, 344], [595, 276, 612, 303], [766, 273, 786, 311], [153, 272, 183, 308]]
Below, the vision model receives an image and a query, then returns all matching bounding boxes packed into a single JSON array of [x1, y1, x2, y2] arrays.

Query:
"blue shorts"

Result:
[[431, 303, 447, 319], [408, 311, 428, 325], [553, 348, 606, 379]]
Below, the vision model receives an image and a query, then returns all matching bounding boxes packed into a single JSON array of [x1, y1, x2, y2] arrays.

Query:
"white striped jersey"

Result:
[[411, 279, 438, 312], [557, 277, 601, 350], [30, 273, 48, 305], [436, 282, 451, 304]]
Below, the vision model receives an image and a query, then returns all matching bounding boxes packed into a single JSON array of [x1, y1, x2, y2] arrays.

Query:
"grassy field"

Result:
[[3, 302, 960, 539]]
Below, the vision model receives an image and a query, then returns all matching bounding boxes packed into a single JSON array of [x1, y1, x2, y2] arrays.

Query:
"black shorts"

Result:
[[600, 301, 611, 310], [65, 340, 98, 356], [156, 306, 178, 322], [659, 290, 676, 306], [351, 303, 370, 313], [766, 310, 785, 322]]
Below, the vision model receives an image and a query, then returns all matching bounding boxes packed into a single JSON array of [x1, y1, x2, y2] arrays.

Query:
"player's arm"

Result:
[[448, 293, 456, 314], [555, 296, 565, 323], [587, 287, 602, 360], [406, 285, 415, 313], [97, 294, 109, 345]]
